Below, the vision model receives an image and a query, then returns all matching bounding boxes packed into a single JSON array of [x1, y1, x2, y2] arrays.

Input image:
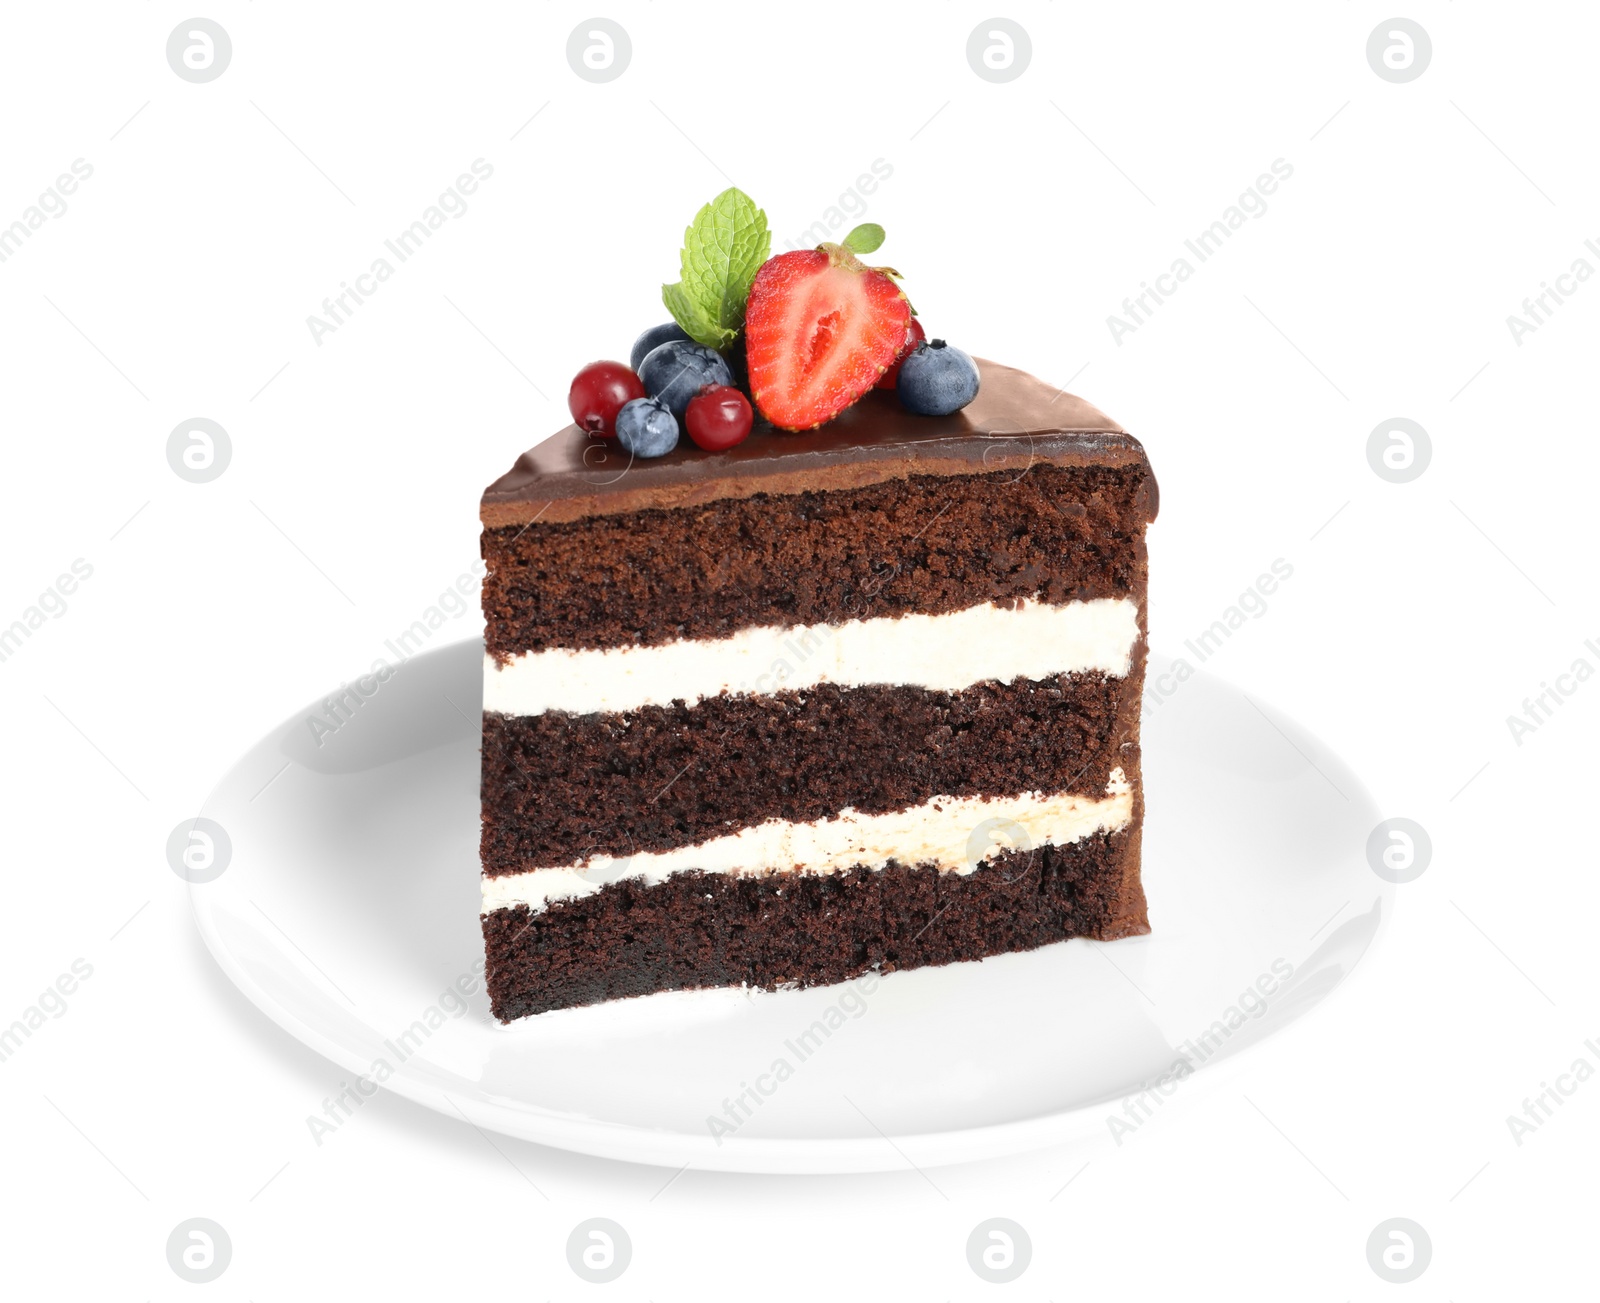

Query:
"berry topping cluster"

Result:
[[567, 342, 752, 458], [562, 188, 980, 459]]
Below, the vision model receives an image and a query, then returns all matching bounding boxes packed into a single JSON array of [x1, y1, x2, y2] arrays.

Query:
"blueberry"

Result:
[[614, 396, 679, 458], [638, 340, 734, 418], [629, 322, 693, 374], [723, 335, 750, 393], [896, 339, 981, 416]]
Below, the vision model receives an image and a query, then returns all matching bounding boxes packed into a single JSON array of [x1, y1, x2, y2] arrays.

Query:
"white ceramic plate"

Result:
[[191, 640, 1389, 1173]]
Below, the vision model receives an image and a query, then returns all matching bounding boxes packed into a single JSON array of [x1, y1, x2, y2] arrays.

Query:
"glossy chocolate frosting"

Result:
[[481, 359, 1153, 527]]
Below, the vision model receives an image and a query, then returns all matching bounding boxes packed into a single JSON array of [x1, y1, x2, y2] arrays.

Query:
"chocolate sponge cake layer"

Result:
[[482, 461, 1153, 659], [480, 669, 1142, 873], [482, 827, 1148, 1021]]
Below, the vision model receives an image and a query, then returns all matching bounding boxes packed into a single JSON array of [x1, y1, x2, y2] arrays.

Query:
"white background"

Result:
[[2, 2, 1595, 1296]]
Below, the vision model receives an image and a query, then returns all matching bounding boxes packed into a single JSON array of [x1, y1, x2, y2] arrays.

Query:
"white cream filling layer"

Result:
[[482, 772, 1134, 914], [484, 597, 1139, 717]]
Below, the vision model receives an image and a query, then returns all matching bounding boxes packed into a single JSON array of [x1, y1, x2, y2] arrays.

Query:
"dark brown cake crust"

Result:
[[482, 828, 1149, 1020], [480, 668, 1143, 873], [482, 461, 1153, 658], [480, 360, 1145, 528]]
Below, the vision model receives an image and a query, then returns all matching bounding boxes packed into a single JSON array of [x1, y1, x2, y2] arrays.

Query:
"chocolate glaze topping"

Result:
[[481, 359, 1154, 527]]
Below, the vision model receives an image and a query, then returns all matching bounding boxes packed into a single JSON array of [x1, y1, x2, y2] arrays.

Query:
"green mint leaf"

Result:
[[661, 280, 728, 350], [843, 223, 885, 255], [662, 187, 770, 348]]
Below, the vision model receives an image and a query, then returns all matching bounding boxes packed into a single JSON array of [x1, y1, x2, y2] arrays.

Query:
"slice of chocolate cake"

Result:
[[479, 360, 1158, 1020]]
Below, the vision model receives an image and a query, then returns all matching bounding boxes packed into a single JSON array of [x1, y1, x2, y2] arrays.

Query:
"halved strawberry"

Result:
[[744, 245, 911, 430]]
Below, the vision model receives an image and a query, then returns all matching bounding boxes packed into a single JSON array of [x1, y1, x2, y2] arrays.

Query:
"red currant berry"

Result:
[[684, 385, 753, 452], [876, 317, 928, 389], [568, 361, 646, 437]]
